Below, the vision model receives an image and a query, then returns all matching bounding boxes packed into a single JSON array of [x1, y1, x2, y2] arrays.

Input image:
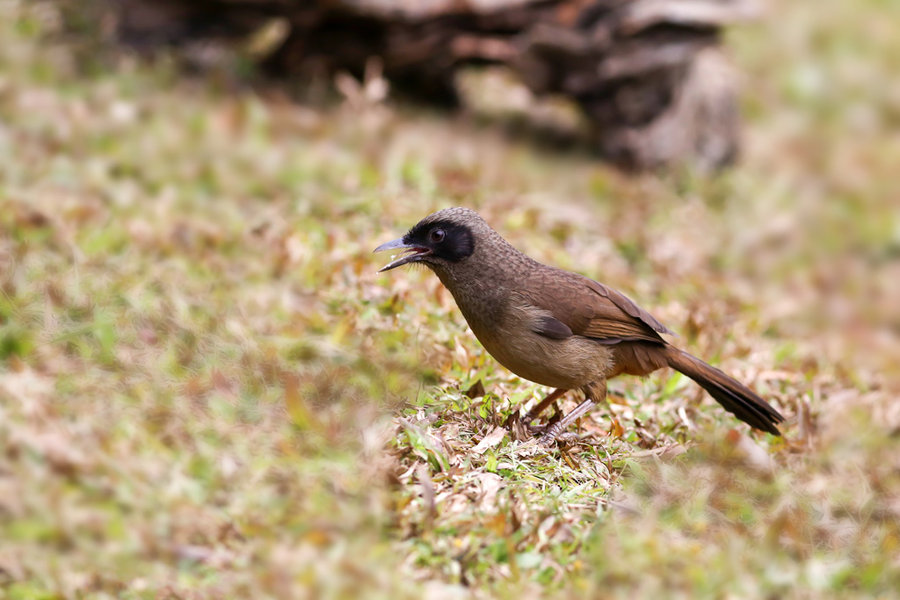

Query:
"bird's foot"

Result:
[[521, 389, 566, 426], [538, 429, 588, 447], [526, 423, 548, 435], [556, 432, 581, 444], [525, 412, 561, 433], [536, 398, 598, 447], [537, 422, 565, 446], [507, 405, 562, 442]]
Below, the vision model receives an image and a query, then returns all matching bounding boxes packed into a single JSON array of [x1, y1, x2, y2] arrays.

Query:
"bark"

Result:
[[113, 0, 760, 169]]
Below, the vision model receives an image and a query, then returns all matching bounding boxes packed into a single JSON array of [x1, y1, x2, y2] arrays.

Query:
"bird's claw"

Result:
[[537, 422, 564, 446]]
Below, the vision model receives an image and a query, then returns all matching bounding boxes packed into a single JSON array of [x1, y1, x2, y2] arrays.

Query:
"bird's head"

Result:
[[375, 207, 483, 273]]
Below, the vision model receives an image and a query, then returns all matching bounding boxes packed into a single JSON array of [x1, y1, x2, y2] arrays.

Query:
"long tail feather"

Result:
[[665, 347, 784, 435]]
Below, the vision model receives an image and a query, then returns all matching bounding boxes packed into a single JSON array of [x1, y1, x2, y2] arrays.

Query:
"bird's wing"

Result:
[[531, 314, 573, 339], [525, 270, 672, 345]]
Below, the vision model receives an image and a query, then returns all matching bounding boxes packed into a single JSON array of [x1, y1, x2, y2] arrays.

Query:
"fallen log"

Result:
[[114, 0, 760, 170]]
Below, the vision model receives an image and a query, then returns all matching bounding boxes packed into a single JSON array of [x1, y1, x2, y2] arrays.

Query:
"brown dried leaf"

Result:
[[470, 426, 507, 455], [464, 379, 485, 399]]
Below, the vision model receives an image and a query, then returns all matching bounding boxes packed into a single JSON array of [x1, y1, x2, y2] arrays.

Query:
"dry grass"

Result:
[[0, 0, 898, 597]]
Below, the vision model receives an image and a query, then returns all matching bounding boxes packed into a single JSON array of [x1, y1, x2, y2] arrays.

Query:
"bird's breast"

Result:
[[457, 294, 612, 390]]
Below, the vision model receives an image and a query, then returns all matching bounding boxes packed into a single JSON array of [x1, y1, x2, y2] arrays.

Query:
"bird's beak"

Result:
[[373, 238, 432, 272]]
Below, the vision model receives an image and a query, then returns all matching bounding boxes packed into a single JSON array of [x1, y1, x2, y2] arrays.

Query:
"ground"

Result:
[[0, 0, 898, 598]]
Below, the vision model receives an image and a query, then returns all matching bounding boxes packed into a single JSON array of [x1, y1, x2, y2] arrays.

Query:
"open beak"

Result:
[[373, 238, 432, 272]]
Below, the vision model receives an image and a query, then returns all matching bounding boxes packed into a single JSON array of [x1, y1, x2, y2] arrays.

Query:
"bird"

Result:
[[375, 207, 784, 445]]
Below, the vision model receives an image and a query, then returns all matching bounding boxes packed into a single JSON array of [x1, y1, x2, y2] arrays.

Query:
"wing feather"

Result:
[[523, 268, 672, 345]]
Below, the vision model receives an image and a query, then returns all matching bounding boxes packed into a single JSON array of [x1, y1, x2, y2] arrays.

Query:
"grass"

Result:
[[0, 0, 898, 597]]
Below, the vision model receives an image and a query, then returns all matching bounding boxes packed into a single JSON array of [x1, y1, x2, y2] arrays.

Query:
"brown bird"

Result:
[[375, 207, 784, 444]]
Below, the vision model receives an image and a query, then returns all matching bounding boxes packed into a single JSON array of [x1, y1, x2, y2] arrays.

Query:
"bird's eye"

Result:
[[430, 228, 445, 243]]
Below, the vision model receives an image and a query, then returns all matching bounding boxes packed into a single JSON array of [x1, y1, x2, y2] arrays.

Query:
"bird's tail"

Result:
[[665, 347, 784, 435]]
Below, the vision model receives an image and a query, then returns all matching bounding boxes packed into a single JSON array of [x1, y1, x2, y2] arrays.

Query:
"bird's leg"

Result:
[[521, 388, 566, 425], [537, 399, 595, 445], [525, 400, 562, 435], [546, 402, 563, 426], [538, 381, 606, 446]]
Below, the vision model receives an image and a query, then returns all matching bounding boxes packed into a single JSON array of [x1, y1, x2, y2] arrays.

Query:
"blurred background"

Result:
[[0, 0, 898, 597]]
